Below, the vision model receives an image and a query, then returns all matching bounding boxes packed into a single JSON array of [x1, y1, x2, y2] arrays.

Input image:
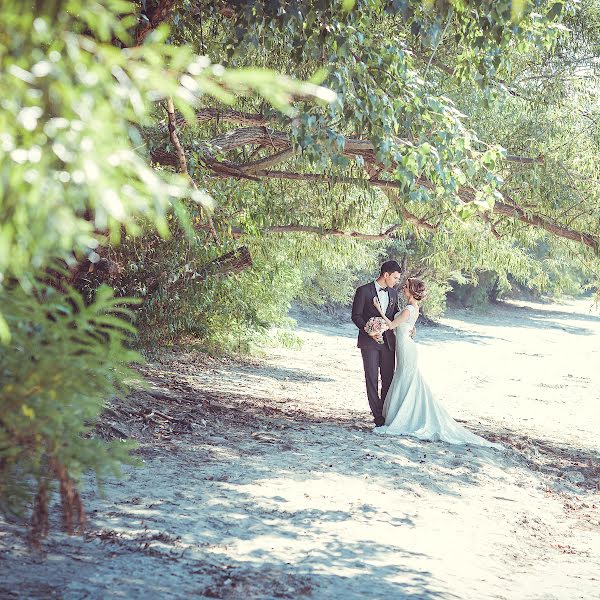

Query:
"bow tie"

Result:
[[379, 287, 388, 292]]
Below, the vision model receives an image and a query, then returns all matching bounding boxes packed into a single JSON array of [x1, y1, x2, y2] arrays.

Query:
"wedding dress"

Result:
[[377, 304, 500, 448]]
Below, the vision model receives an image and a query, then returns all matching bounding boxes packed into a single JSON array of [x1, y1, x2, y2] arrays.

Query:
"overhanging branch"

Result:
[[167, 117, 545, 166], [252, 170, 595, 248], [150, 127, 596, 250], [222, 224, 404, 241], [253, 170, 598, 249], [493, 196, 599, 250], [151, 125, 544, 171]]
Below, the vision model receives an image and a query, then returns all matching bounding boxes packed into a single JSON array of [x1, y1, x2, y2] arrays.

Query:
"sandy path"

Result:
[[1, 299, 599, 599]]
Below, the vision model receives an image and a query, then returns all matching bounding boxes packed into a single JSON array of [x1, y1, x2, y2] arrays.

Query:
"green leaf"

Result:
[[0, 312, 10, 344]]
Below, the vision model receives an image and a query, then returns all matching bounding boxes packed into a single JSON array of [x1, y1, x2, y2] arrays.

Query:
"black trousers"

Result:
[[360, 345, 395, 425]]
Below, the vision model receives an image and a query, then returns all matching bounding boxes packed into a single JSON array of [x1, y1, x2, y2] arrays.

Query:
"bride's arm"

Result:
[[373, 298, 411, 329]]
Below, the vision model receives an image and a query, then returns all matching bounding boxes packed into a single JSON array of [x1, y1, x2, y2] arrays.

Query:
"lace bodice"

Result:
[[395, 304, 419, 332]]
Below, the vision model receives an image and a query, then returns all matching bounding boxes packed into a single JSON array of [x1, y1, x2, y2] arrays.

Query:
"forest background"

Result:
[[1, 0, 598, 543]]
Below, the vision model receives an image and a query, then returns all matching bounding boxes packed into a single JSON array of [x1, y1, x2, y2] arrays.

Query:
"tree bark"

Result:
[[166, 97, 220, 244], [173, 108, 268, 129], [135, 0, 177, 45]]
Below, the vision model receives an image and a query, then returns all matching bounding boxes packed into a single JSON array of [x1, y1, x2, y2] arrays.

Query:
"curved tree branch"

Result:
[[243, 148, 297, 173], [220, 223, 405, 241], [152, 125, 543, 170], [150, 126, 596, 250], [492, 196, 598, 250], [165, 97, 220, 244]]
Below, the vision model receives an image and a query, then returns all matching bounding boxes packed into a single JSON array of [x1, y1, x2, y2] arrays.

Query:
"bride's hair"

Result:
[[406, 277, 427, 302]]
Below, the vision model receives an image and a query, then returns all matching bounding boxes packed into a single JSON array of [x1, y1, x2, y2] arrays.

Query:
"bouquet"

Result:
[[365, 316, 389, 344]]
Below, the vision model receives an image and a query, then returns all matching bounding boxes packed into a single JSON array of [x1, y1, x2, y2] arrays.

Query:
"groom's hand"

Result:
[[365, 328, 383, 343], [410, 327, 416, 339]]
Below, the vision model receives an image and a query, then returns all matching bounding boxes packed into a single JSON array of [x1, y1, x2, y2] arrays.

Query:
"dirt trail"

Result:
[[1, 299, 599, 599]]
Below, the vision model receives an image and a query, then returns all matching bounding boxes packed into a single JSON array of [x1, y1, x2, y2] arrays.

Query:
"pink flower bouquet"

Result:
[[365, 316, 389, 344]]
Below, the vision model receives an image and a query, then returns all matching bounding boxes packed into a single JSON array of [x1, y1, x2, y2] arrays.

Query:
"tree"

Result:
[[141, 0, 598, 254], [0, 0, 331, 542], [117, 0, 598, 340], [2, 0, 598, 543]]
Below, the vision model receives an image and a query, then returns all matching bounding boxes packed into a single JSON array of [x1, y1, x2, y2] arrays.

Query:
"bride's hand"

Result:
[[373, 297, 381, 309]]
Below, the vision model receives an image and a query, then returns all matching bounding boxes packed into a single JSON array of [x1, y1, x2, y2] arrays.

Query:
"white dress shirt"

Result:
[[374, 280, 389, 314]]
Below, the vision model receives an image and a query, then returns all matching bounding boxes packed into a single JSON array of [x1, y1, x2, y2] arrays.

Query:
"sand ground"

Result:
[[1, 298, 599, 599]]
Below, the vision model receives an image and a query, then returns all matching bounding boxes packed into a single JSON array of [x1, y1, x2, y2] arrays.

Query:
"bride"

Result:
[[373, 278, 499, 448]]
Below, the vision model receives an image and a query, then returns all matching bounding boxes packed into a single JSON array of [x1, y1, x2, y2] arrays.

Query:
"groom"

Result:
[[351, 260, 402, 427]]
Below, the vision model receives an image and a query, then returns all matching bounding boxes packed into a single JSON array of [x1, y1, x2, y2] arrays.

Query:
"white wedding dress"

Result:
[[377, 304, 500, 448]]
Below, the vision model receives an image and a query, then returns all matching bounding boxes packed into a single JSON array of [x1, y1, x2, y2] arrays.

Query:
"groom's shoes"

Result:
[[374, 418, 385, 427]]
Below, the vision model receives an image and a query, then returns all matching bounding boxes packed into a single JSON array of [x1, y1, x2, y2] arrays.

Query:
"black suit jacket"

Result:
[[351, 282, 398, 351]]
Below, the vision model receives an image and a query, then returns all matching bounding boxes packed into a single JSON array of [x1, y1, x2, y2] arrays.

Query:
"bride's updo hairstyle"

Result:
[[406, 278, 427, 301]]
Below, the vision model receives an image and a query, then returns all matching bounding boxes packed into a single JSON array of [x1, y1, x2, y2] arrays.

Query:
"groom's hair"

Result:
[[380, 260, 402, 276]]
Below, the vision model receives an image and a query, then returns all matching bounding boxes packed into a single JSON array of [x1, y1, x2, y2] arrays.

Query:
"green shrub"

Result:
[[0, 283, 141, 544], [447, 271, 500, 309], [0, 0, 324, 543]]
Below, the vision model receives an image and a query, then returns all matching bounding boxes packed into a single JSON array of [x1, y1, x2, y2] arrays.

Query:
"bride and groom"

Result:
[[351, 260, 498, 447]]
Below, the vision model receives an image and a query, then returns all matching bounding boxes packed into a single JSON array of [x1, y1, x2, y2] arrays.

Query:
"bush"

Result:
[[447, 271, 500, 309], [0, 0, 325, 543], [0, 283, 141, 544]]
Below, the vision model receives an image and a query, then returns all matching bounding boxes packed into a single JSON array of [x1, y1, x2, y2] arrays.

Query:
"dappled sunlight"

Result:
[[3, 0, 599, 598], [2, 299, 598, 599]]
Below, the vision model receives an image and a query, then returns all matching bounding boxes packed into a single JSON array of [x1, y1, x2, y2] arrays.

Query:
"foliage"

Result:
[[141, 0, 597, 321], [428, 0, 600, 299], [2, 0, 599, 543], [0, 0, 330, 541], [0, 282, 141, 542], [101, 215, 379, 349], [447, 271, 501, 309], [171, 0, 571, 210], [0, 0, 332, 290]]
